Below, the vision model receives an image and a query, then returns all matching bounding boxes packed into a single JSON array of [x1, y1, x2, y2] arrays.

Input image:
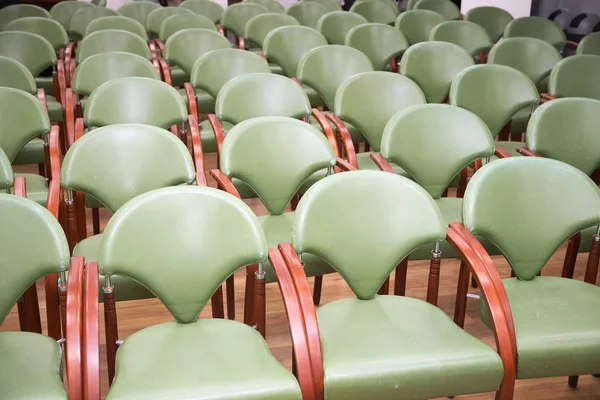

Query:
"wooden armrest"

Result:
[[238, 37, 245, 50], [207, 114, 225, 156], [65, 256, 84, 400], [64, 43, 74, 86], [155, 39, 165, 58], [188, 114, 207, 186], [149, 40, 158, 59], [336, 157, 356, 171], [14, 176, 26, 198], [516, 147, 541, 157], [326, 114, 357, 169], [292, 78, 302, 86], [370, 153, 393, 173], [56, 60, 67, 107], [159, 59, 172, 86], [69, 59, 76, 89], [566, 40, 578, 49], [46, 126, 62, 219], [83, 262, 100, 400], [494, 147, 511, 159], [37, 88, 48, 113], [74, 118, 84, 145], [184, 83, 198, 118], [311, 108, 339, 157], [209, 169, 241, 199], [217, 24, 225, 36], [540, 93, 555, 104], [152, 58, 162, 79], [65, 88, 75, 148]]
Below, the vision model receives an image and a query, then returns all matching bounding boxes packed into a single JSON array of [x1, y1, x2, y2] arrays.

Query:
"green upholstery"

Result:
[[164, 28, 232, 76], [117, 1, 160, 28], [430, 20, 492, 57], [548, 55, 600, 100], [317, 11, 368, 45], [345, 23, 408, 70], [160, 13, 217, 42], [244, 13, 299, 48], [107, 319, 301, 399], [303, 0, 342, 12], [86, 16, 149, 40], [0, 148, 12, 190], [0, 4, 50, 30], [318, 295, 504, 399], [93, 0, 107, 7], [464, 6, 513, 43], [0, 32, 56, 77], [0, 331, 66, 399], [180, 0, 224, 24], [297, 45, 373, 111], [0, 56, 37, 94], [395, 9, 444, 45], [449, 64, 539, 137], [577, 31, 600, 55], [245, 0, 284, 13], [50, 1, 94, 31], [13, 173, 48, 206], [13, 138, 44, 165], [350, 1, 399, 25], [479, 276, 600, 379], [221, 3, 268, 38], [414, 0, 460, 20], [76, 30, 152, 63], [401, 41, 473, 103], [68, 6, 119, 41], [146, 7, 193, 38], [285, 2, 328, 29], [4, 17, 68, 52], [406, 0, 419, 9], [84, 77, 187, 129], [504, 16, 566, 50]]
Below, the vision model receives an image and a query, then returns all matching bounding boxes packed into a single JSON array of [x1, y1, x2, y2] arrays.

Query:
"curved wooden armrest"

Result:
[[149, 40, 158, 59], [311, 108, 339, 157], [217, 24, 225, 36], [566, 40, 578, 49], [326, 114, 357, 169], [370, 153, 393, 173], [540, 93, 555, 104], [184, 83, 198, 117], [65, 88, 75, 147], [207, 114, 225, 156], [336, 157, 357, 171], [238, 37, 245, 50], [209, 169, 241, 199], [37, 88, 48, 112], [159, 59, 172, 86], [56, 60, 67, 106], [292, 78, 301, 86], [83, 262, 100, 400], [46, 126, 62, 218], [152, 58, 162, 79], [516, 147, 541, 157], [65, 256, 84, 400], [473, 159, 483, 172], [14, 176, 26, 198], [188, 114, 207, 186], [69, 59, 76, 89], [154, 39, 165, 58], [74, 118, 84, 145], [494, 147, 511, 159]]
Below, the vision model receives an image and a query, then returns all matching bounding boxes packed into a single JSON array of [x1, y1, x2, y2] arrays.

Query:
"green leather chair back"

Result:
[[429, 20, 492, 57], [92, 0, 107, 7], [160, 13, 217, 42], [0, 57, 37, 94], [334, 72, 425, 151], [395, 9, 444, 45], [345, 23, 408, 71], [0, 87, 50, 162], [245, 13, 299, 48], [84, 77, 187, 129], [487, 37, 561, 89], [220, 3, 268, 38], [400, 41, 474, 103], [317, 11, 368, 45], [293, 170, 445, 300], [72, 52, 160, 97], [464, 6, 513, 43], [86, 16, 149, 41], [117, 1, 161, 27], [449, 64, 539, 137], [302, 0, 342, 13], [216, 73, 311, 125], [4, 17, 68, 52], [220, 116, 335, 215], [297, 44, 373, 110], [62, 124, 195, 212], [463, 157, 600, 280], [263, 25, 327, 77], [146, 7, 193, 38], [577, 32, 600, 55], [406, 0, 419, 9], [68, 6, 119, 41], [50, 1, 94, 31], [381, 104, 494, 198], [0, 193, 70, 324], [503, 16, 566, 50], [0, 32, 56, 77], [350, 1, 399, 25], [190, 48, 270, 98], [526, 98, 600, 177], [0, 4, 51, 30], [245, 0, 284, 13], [414, 0, 460, 20], [284, 2, 328, 29], [76, 29, 152, 63], [180, 0, 224, 24], [164, 28, 232, 75], [548, 55, 600, 101], [0, 148, 13, 190]]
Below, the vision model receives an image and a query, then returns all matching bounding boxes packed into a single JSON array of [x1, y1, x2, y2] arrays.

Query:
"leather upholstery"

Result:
[[345, 23, 408, 71], [430, 21, 493, 57], [350, 1, 398, 25], [0, 147, 13, 190], [86, 16, 149, 41], [245, 13, 299, 48], [246, 0, 285, 14], [0, 56, 37, 94], [395, 10, 444, 45], [164, 28, 232, 76], [504, 16, 566, 50], [317, 11, 368, 45], [577, 31, 600, 55], [414, 0, 461, 20], [548, 55, 600, 100], [68, 6, 119, 41], [4, 17, 68, 51], [221, 3, 268, 38], [14, 173, 49, 206], [13, 137, 44, 165], [146, 7, 193, 38], [464, 6, 513, 43], [284, 2, 328, 29], [0, 31, 56, 77], [117, 1, 161, 28], [303, 0, 342, 13], [50, 1, 94, 31], [180, 0, 224, 24], [76, 30, 152, 63], [160, 13, 217, 42], [0, 4, 50, 31]]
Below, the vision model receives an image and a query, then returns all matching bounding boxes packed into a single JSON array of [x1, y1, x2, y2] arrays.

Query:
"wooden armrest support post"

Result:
[[516, 147, 541, 157], [207, 114, 225, 158], [184, 83, 198, 118], [159, 59, 172, 86], [188, 114, 207, 186], [14, 176, 26, 198], [65, 89, 76, 148], [335, 157, 357, 171], [370, 153, 393, 173], [311, 108, 339, 157], [47, 126, 62, 219], [326, 114, 357, 169], [74, 118, 85, 146], [209, 169, 242, 199], [65, 256, 84, 400], [83, 262, 100, 400], [37, 88, 48, 112], [494, 147, 512, 159], [56, 60, 67, 107]]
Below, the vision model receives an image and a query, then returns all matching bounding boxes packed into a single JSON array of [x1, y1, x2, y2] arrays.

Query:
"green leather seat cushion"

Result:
[[13, 138, 45, 165], [318, 295, 504, 400], [0, 331, 67, 400], [107, 319, 302, 400], [47, 95, 63, 122], [496, 141, 525, 157], [270, 63, 284, 75], [479, 276, 600, 379], [35, 76, 55, 96], [14, 173, 47, 206], [179, 88, 216, 114], [356, 152, 408, 175]]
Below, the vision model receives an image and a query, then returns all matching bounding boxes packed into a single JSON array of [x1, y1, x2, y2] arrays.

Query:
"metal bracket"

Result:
[[103, 276, 113, 294], [467, 293, 480, 300]]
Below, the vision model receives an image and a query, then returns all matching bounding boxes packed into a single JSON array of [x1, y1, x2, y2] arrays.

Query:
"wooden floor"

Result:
[[4, 157, 600, 399]]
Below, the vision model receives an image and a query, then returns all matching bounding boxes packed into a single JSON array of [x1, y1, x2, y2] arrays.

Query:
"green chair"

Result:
[[146, 6, 194, 40], [180, 0, 225, 26], [85, 15, 149, 41], [244, 13, 299, 50], [117, 1, 161, 28], [50, 1, 94, 32], [546, 55, 600, 101], [303, 0, 342, 13], [450, 64, 539, 157], [92, 0, 107, 7], [457, 157, 600, 392], [67, 6, 119, 42], [349, 0, 399, 25], [406, 0, 419, 9], [4, 17, 69, 55], [395, 9, 444, 45], [503, 16, 566, 50], [245, 0, 284, 13], [275, 169, 513, 399], [577, 31, 600, 55], [159, 13, 217, 43], [400, 41, 474, 103], [430, 20, 493, 60], [0, 4, 50, 30], [414, 0, 460, 20], [221, 2, 268, 49], [83, 186, 307, 399], [285, 2, 328, 29], [317, 11, 368, 45], [464, 6, 513, 43], [346, 23, 408, 71]]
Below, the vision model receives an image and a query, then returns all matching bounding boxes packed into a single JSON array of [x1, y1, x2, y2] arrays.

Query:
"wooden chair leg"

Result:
[[17, 299, 29, 332], [568, 375, 579, 389], [244, 265, 257, 326], [471, 275, 478, 288], [21, 284, 42, 334], [562, 233, 581, 278], [210, 285, 225, 319], [498, 121, 511, 141], [364, 142, 370, 152], [377, 277, 390, 295], [255, 270, 266, 337], [226, 275, 235, 320], [291, 194, 300, 211], [65, 196, 79, 252], [92, 208, 100, 235], [426, 249, 442, 306], [38, 163, 46, 178], [104, 291, 119, 385], [45, 273, 62, 340], [394, 258, 408, 296], [454, 260, 469, 328], [312, 275, 323, 305], [584, 233, 600, 285]]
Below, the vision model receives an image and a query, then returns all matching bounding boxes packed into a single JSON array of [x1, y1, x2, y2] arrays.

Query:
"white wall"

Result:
[[461, 0, 532, 18]]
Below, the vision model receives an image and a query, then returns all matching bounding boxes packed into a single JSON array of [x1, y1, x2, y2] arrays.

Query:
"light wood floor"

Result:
[[4, 157, 600, 399]]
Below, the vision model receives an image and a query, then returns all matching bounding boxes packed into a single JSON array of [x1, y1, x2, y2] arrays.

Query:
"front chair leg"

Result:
[[244, 264, 257, 326], [23, 284, 42, 334], [394, 257, 408, 296], [104, 289, 119, 384], [454, 260, 469, 328], [426, 246, 442, 305], [568, 375, 579, 389], [377, 277, 390, 295], [211, 285, 225, 318], [255, 269, 266, 337], [312, 275, 323, 305], [92, 208, 100, 234], [226, 275, 235, 320]]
